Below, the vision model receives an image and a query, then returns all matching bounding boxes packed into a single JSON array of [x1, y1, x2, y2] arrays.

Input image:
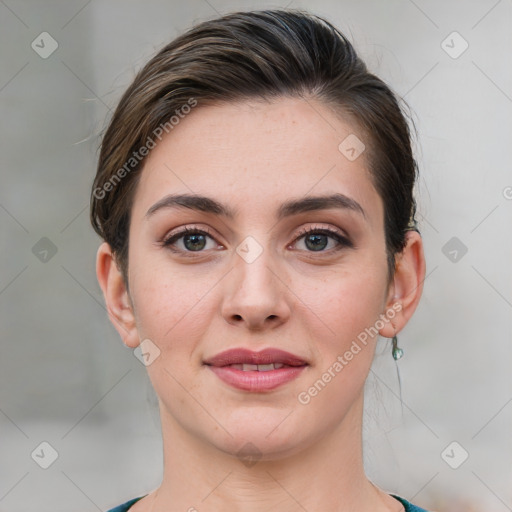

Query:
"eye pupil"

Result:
[[305, 234, 328, 251], [184, 234, 206, 251]]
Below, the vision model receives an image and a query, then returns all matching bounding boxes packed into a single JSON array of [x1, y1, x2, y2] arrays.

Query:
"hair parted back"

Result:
[[90, 8, 419, 282]]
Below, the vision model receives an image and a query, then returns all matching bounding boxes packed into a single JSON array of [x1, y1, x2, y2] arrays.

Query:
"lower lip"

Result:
[[207, 365, 307, 391]]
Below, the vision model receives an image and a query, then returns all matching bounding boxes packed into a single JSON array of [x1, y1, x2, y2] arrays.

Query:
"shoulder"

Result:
[[105, 496, 146, 512], [391, 494, 432, 512]]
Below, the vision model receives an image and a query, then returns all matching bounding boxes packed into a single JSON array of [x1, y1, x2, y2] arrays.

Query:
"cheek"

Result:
[[129, 269, 211, 398], [127, 245, 229, 392], [293, 275, 386, 420], [296, 264, 388, 345], [131, 269, 211, 346]]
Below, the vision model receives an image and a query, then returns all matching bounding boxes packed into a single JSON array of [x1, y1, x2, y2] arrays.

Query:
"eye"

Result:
[[162, 226, 221, 253], [161, 225, 353, 256], [292, 226, 353, 253]]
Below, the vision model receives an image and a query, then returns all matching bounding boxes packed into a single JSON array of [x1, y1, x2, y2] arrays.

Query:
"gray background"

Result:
[[1, 1, 511, 511]]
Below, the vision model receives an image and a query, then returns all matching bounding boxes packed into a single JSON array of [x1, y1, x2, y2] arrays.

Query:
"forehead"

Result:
[[131, 97, 383, 228]]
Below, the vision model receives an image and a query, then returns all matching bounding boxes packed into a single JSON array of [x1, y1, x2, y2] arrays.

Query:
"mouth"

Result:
[[203, 347, 309, 368], [220, 362, 293, 371], [203, 348, 309, 392]]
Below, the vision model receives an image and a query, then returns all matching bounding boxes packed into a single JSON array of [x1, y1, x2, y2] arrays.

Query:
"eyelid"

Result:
[[291, 225, 353, 250], [161, 225, 220, 246]]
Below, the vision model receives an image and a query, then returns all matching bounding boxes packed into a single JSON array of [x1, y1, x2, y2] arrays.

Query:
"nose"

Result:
[[220, 246, 291, 331]]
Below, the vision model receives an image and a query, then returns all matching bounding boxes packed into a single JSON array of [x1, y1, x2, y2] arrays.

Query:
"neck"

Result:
[[148, 392, 396, 512]]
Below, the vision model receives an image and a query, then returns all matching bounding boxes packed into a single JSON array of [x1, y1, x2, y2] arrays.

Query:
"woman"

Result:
[[91, 9, 428, 512]]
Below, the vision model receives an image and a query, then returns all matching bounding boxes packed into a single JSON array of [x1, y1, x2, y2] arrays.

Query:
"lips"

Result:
[[203, 348, 308, 368], [203, 348, 309, 391]]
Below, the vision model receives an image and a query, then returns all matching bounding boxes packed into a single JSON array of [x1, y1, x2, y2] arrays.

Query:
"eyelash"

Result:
[[161, 225, 353, 255], [293, 226, 353, 251], [162, 226, 216, 254]]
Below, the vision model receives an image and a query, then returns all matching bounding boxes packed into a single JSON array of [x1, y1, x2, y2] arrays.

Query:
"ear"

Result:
[[96, 242, 140, 348], [379, 230, 426, 338]]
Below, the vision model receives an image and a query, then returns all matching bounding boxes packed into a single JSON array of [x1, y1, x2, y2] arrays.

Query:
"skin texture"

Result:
[[97, 97, 425, 512]]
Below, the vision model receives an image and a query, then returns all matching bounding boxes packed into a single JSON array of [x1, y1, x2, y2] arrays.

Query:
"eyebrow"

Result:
[[145, 192, 367, 221]]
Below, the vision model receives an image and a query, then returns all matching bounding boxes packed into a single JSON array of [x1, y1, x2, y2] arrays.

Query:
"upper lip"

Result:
[[203, 348, 308, 367]]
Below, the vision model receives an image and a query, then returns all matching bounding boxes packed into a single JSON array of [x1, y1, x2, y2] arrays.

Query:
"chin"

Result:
[[215, 433, 308, 464], [207, 408, 312, 461]]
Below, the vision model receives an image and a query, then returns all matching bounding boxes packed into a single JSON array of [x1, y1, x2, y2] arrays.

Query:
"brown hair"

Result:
[[90, 9, 419, 283]]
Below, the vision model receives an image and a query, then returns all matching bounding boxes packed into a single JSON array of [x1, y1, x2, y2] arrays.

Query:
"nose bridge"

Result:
[[233, 236, 279, 298], [221, 234, 290, 328]]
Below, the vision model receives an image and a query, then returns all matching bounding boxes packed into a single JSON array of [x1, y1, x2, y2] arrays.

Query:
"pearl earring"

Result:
[[391, 335, 404, 361]]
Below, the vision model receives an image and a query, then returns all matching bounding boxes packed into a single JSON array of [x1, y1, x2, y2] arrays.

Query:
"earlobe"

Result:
[[96, 242, 140, 348], [379, 230, 426, 338]]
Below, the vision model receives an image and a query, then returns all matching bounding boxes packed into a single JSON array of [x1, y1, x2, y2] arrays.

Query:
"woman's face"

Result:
[[122, 97, 402, 458]]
